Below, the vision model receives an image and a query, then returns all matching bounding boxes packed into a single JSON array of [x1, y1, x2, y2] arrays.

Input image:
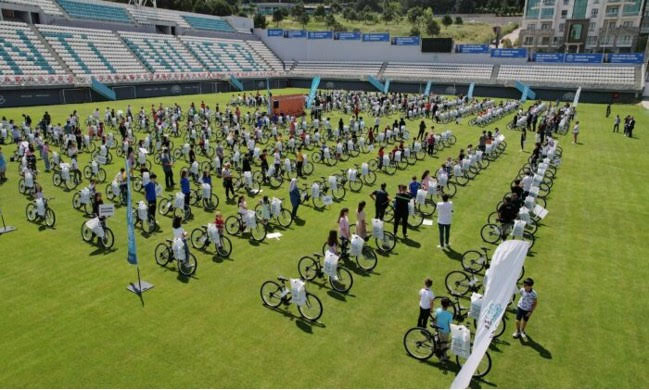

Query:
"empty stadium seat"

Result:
[[383, 62, 493, 82], [497, 65, 636, 88], [181, 15, 234, 33], [54, 0, 131, 23], [38, 25, 146, 76], [290, 61, 382, 78], [0, 21, 64, 76], [179, 36, 280, 74], [126, 5, 191, 28], [119, 31, 204, 73], [0, 0, 65, 16]]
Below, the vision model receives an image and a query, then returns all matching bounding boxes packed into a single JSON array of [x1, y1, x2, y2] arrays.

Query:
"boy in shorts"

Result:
[[513, 278, 538, 340]]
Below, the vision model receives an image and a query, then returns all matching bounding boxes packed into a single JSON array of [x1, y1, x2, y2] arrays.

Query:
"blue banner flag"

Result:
[[362, 32, 390, 42], [125, 159, 137, 265], [308, 31, 333, 40], [533, 53, 565, 63], [391, 36, 420, 46], [456, 44, 489, 54], [490, 48, 527, 58], [284, 30, 306, 38], [334, 32, 361, 40], [267, 29, 283, 37], [607, 53, 644, 63], [564, 53, 603, 63]]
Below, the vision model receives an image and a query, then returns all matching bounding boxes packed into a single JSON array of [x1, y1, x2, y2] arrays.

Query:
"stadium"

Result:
[[0, 0, 647, 388]]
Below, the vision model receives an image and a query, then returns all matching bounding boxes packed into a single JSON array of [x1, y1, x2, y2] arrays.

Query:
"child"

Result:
[[214, 210, 225, 233], [338, 208, 350, 249], [172, 215, 189, 262], [325, 230, 338, 254], [433, 297, 453, 362], [259, 196, 271, 223]]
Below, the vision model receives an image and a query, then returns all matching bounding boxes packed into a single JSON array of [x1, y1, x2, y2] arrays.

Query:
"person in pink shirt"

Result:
[[338, 208, 350, 246]]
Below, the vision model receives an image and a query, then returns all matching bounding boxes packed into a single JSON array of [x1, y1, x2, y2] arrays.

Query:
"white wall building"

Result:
[[520, 0, 645, 53]]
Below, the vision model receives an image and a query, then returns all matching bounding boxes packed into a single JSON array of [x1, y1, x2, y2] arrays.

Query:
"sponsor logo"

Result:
[[170, 85, 182, 95]]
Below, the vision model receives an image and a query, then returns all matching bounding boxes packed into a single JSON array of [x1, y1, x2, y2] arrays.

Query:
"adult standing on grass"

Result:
[[222, 163, 234, 201], [520, 128, 526, 151], [417, 278, 434, 328], [370, 183, 390, 220], [613, 115, 620, 133], [513, 278, 538, 341], [393, 185, 411, 239], [627, 116, 635, 138], [356, 201, 367, 239], [144, 173, 158, 224], [436, 194, 452, 249], [606, 103, 611, 118], [161, 148, 174, 189], [417, 120, 426, 141], [572, 121, 580, 144], [180, 169, 191, 215], [289, 178, 300, 220]]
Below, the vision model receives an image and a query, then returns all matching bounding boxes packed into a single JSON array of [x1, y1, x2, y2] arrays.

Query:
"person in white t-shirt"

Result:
[[513, 278, 538, 340], [417, 278, 435, 328], [436, 194, 453, 249], [172, 215, 189, 262]]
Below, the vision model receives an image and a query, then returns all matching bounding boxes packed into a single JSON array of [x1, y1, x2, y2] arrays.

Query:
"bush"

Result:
[[455, 16, 463, 25], [253, 13, 267, 29], [441, 15, 453, 28], [410, 25, 421, 36]]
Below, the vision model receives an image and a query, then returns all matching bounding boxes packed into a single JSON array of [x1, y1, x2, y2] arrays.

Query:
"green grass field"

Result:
[[0, 89, 648, 388]]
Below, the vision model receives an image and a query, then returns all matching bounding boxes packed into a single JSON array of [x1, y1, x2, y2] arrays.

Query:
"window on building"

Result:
[[541, 22, 552, 30], [622, 20, 633, 27], [593, 0, 599, 3], [591, 8, 599, 17], [606, 6, 619, 17], [542, 0, 555, 5], [561, 10, 568, 18], [589, 22, 596, 31], [620, 35, 632, 44], [587, 36, 598, 45], [541, 8, 555, 18], [553, 36, 563, 45], [541, 37, 551, 45], [559, 23, 565, 32], [528, 23, 537, 30], [563, 0, 569, 4], [524, 36, 535, 45], [605, 20, 617, 29]]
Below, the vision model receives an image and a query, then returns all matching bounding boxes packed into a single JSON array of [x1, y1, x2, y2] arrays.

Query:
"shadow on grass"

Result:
[[262, 304, 326, 333], [211, 253, 234, 263], [293, 216, 306, 226], [443, 247, 463, 262], [89, 247, 118, 256], [402, 237, 422, 248], [520, 335, 552, 359]]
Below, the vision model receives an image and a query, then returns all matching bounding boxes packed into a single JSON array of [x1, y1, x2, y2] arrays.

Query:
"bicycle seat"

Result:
[[277, 275, 288, 282], [201, 225, 208, 229], [165, 239, 173, 243], [312, 253, 322, 258], [480, 246, 489, 251]]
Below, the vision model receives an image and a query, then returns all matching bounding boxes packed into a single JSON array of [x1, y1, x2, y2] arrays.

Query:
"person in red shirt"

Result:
[[214, 211, 225, 232], [378, 146, 385, 169]]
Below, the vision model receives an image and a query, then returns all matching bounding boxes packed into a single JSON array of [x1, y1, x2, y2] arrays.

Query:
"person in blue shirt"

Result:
[[408, 176, 421, 198], [144, 173, 158, 225], [201, 170, 212, 186], [180, 169, 191, 214], [433, 297, 453, 362]]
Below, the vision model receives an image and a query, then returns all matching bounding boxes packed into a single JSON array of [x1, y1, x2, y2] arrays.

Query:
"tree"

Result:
[[253, 13, 267, 29], [298, 12, 310, 28], [356, 0, 383, 12], [424, 16, 440, 36], [314, 5, 326, 20], [410, 25, 421, 36], [325, 13, 337, 28], [441, 15, 453, 29], [272, 8, 284, 26], [407, 6, 423, 24], [364, 12, 377, 24], [382, 1, 401, 23], [331, 2, 342, 13], [291, 2, 305, 18], [455, 16, 463, 24]]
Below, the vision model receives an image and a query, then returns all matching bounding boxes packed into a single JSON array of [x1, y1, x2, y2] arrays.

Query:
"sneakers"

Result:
[[520, 332, 528, 340], [512, 332, 520, 338], [437, 245, 443, 249]]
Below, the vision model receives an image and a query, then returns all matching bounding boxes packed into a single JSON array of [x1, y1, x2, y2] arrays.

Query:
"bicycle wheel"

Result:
[[408, 212, 424, 228], [269, 174, 283, 189], [443, 182, 457, 197], [83, 166, 92, 179], [216, 236, 232, 258], [363, 171, 376, 185], [349, 179, 363, 192], [522, 231, 535, 250], [331, 186, 346, 201], [297, 292, 323, 321], [480, 224, 502, 245], [250, 223, 266, 242], [297, 256, 318, 281], [97, 168, 106, 183], [456, 350, 492, 378], [45, 208, 56, 227], [225, 216, 240, 236], [384, 206, 394, 223], [81, 223, 93, 242], [384, 163, 396, 175], [445, 270, 472, 296], [277, 208, 293, 228], [417, 199, 436, 217], [155, 243, 171, 266], [190, 228, 208, 250], [312, 194, 324, 209], [18, 179, 26, 194], [403, 327, 436, 361], [329, 267, 353, 293], [487, 211, 499, 225], [355, 246, 378, 272], [102, 228, 115, 249], [374, 232, 395, 253], [158, 199, 171, 216], [178, 253, 198, 276], [461, 250, 487, 273], [204, 194, 219, 211], [25, 203, 37, 222], [455, 175, 469, 186], [72, 192, 82, 210], [303, 162, 314, 176], [260, 281, 283, 307]]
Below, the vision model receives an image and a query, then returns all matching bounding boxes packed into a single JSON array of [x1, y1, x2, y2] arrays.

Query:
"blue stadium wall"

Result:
[[0, 78, 639, 109]]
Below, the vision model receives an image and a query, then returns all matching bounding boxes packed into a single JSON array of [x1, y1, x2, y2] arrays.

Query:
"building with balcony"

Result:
[[520, 0, 645, 54]]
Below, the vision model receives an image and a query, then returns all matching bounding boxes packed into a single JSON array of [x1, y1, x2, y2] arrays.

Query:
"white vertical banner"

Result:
[[450, 240, 530, 389], [573, 87, 582, 107]]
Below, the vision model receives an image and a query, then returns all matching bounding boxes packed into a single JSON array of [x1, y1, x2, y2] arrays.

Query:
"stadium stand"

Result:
[[246, 40, 284, 71], [179, 35, 278, 74], [290, 61, 383, 78], [0, 21, 65, 76], [0, 0, 65, 16], [181, 15, 234, 33], [119, 31, 204, 73], [383, 62, 494, 82], [497, 64, 638, 89], [125, 5, 191, 28], [38, 25, 145, 76], [54, 0, 131, 23]]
